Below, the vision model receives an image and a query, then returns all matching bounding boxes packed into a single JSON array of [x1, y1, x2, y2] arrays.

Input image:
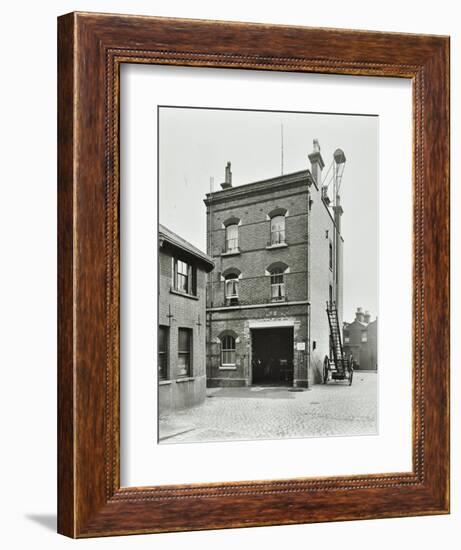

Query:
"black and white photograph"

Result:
[[157, 106, 378, 444]]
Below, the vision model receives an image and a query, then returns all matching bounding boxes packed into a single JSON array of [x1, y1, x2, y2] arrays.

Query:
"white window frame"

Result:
[[221, 335, 236, 367], [225, 224, 239, 252], [270, 269, 285, 300], [270, 215, 286, 245], [225, 277, 239, 299]]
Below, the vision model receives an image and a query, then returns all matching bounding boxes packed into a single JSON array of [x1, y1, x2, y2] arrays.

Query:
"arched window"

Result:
[[225, 224, 239, 252], [267, 262, 288, 301], [224, 273, 239, 299], [221, 335, 236, 366], [270, 215, 285, 245], [270, 268, 285, 300]]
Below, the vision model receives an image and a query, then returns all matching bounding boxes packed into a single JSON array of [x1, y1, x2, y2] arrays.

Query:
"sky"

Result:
[[158, 107, 378, 323]]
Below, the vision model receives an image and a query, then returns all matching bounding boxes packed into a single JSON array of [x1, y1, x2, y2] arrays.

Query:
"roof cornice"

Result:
[[204, 170, 313, 205]]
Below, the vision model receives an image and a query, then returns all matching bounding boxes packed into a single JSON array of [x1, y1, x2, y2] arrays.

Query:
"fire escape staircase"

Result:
[[326, 301, 346, 374]]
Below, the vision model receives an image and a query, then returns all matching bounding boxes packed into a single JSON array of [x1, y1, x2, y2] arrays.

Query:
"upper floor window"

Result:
[[361, 330, 368, 343], [173, 258, 196, 295], [270, 215, 286, 245], [225, 224, 239, 253], [225, 274, 239, 300], [267, 262, 288, 301], [223, 217, 240, 254], [221, 335, 236, 366], [270, 269, 285, 300], [329, 241, 333, 270], [222, 268, 241, 305], [343, 331, 350, 344]]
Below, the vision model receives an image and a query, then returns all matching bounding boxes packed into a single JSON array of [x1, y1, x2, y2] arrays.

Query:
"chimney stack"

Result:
[[308, 139, 325, 187], [332, 148, 346, 233], [355, 307, 365, 323], [221, 161, 232, 190], [364, 310, 371, 324]]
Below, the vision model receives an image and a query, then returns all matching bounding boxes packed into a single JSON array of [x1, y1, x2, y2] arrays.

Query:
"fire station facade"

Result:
[[204, 143, 344, 388]]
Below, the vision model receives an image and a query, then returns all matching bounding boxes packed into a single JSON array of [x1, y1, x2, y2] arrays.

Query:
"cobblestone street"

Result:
[[159, 372, 377, 443]]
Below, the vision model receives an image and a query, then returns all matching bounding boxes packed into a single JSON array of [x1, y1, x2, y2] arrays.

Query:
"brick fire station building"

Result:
[[204, 141, 344, 388]]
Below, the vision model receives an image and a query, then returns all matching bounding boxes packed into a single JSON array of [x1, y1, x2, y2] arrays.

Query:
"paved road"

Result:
[[159, 372, 377, 444]]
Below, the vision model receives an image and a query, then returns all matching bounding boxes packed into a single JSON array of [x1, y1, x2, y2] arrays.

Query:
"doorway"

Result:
[[251, 327, 294, 386]]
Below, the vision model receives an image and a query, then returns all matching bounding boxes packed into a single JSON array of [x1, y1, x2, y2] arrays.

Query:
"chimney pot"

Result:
[[308, 138, 325, 186], [220, 161, 233, 190], [355, 307, 365, 322]]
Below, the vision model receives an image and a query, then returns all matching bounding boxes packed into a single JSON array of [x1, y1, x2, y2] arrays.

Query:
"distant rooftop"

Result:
[[159, 224, 214, 272]]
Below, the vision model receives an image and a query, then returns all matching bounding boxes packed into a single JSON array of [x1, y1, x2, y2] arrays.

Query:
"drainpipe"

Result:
[[307, 140, 324, 388]]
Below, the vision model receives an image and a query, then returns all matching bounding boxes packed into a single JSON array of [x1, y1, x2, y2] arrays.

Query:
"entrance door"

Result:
[[251, 327, 294, 386]]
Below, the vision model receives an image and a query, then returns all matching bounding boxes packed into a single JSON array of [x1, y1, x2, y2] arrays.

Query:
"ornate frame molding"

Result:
[[58, 12, 449, 537]]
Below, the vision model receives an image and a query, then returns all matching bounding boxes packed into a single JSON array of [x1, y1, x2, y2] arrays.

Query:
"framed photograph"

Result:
[[58, 12, 450, 537]]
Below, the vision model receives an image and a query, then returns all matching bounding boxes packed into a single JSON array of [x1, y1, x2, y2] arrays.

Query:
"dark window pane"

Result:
[[191, 266, 197, 294], [222, 335, 236, 350], [159, 326, 167, 351], [178, 328, 192, 377], [158, 326, 168, 380], [178, 328, 191, 352]]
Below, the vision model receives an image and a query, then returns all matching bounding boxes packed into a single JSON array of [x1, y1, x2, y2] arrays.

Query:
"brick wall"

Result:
[[206, 305, 308, 387], [308, 181, 337, 382], [205, 171, 342, 387], [343, 318, 378, 370], [158, 247, 208, 412]]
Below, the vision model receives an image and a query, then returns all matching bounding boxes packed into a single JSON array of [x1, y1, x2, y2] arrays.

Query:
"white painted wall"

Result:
[[0, 1, 458, 548]]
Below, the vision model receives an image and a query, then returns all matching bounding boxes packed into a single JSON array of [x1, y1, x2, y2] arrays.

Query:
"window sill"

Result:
[[266, 243, 288, 250], [219, 365, 237, 370], [221, 250, 241, 257], [271, 298, 287, 303], [170, 288, 199, 301], [159, 380, 172, 386], [175, 376, 195, 383]]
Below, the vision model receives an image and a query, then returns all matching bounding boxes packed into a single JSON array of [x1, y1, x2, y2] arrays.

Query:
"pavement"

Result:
[[158, 371, 378, 444]]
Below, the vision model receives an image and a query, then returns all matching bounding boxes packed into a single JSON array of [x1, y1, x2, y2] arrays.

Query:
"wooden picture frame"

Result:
[[57, 12, 450, 538]]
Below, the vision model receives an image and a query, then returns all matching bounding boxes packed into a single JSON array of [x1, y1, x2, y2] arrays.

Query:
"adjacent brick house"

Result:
[[158, 224, 214, 412], [343, 308, 378, 370], [204, 141, 344, 388]]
